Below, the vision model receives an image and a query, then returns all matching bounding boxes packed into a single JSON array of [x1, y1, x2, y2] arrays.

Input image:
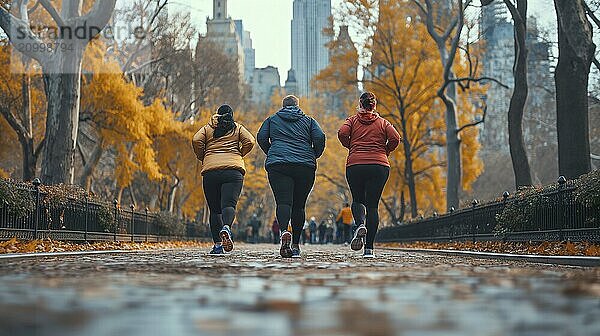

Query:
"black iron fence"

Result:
[[0, 179, 209, 242], [377, 177, 600, 243]]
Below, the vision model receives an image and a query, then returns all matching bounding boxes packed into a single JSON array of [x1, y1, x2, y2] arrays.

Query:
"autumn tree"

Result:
[[315, 0, 484, 220], [313, 23, 359, 115], [0, 0, 117, 184], [412, 0, 495, 210], [482, 0, 532, 188], [0, 43, 45, 180], [193, 38, 244, 113]]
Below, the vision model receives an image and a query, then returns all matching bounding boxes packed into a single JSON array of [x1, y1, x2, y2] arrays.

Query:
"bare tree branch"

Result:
[[39, 0, 65, 27], [457, 103, 487, 134]]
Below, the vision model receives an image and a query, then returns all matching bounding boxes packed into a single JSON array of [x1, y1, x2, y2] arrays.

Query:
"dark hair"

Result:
[[344, 202, 350, 207], [359, 92, 377, 111], [214, 104, 235, 138], [282, 95, 299, 107]]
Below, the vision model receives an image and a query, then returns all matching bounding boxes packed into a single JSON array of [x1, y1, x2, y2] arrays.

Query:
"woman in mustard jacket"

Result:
[[192, 104, 255, 255]]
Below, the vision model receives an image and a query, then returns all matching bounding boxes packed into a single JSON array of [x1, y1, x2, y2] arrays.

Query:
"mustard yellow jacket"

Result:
[[192, 115, 255, 175]]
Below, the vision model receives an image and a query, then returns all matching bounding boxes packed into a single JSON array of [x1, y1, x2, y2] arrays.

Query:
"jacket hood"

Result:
[[356, 109, 379, 125], [276, 106, 305, 121]]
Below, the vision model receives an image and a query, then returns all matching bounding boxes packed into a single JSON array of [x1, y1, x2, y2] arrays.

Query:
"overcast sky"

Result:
[[170, 0, 558, 84]]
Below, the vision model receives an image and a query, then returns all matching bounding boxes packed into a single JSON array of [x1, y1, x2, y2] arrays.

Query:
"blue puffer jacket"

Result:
[[257, 106, 326, 170]]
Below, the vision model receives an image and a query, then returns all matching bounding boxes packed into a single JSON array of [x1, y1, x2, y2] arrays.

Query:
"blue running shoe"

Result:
[[351, 225, 367, 251], [291, 247, 301, 258], [208, 244, 225, 256], [219, 225, 234, 252], [363, 248, 375, 258], [280, 231, 293, 258]]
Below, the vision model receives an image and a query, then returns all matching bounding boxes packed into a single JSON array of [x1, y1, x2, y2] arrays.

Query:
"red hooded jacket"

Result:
[[337, 111, 401, 167]]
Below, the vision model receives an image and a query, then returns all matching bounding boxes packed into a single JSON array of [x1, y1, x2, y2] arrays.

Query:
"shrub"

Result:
[[0, 179, 35, 218], [153, 211, 185, 236], [574, 169, 600, 208], [496, 169, 600, 235], [96, 204, 115, 232]]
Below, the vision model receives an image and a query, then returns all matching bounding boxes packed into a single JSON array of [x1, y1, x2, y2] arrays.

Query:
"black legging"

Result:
[[202, 169, 244, 243], [346, 164, 390, 249], [267, 164, 315, 245]]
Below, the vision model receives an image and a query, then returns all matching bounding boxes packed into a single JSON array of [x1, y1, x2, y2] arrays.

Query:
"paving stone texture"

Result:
[[0, 244, 598, 336]]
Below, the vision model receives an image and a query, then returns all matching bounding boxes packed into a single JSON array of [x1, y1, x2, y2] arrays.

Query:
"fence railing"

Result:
[[0, 179, 209, 242], [377, 177, 600, 243]]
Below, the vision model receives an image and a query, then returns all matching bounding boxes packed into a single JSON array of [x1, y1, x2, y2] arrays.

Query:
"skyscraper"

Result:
[[477, 0, 557, 185], [234, 20, 256, 83], [290, 0, 332, 97], [205, 0, 245, 82]]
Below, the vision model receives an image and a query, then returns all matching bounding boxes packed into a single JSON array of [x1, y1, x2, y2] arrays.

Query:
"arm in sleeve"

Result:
[[385, 121, 401, 154], [239, 125, 256, 157], [337, 118, 352, 149], [191, 127, 207, 161], [256, 117, 271, 154], [310, 118, 326, 158]]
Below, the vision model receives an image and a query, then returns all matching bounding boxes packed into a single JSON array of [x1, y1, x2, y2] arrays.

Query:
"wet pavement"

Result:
[[0, 244, 598, 336]]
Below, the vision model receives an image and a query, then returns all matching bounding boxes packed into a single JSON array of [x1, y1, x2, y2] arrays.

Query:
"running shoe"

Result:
[[363, 248, 375, 258], [219, 225, 234, 252], [280, 231, 293, 258], [291, 247, 301, 258], [351, 225, 367, 251], [208, 244, 226, 256]]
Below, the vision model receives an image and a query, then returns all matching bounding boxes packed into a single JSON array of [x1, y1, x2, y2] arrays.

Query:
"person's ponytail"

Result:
[[214, 104, 235, 138]]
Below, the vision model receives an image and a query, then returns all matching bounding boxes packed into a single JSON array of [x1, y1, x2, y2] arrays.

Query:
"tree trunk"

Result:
[[167, 177, 180, 213], [41, 49, 84, 184], [20, 71, 36, 181], [400, 120, 419, 218], [507, 0, 533, 187], [554, 0, 594, 179], [399, 191, 405, 222], [444, 74, 461, 211]]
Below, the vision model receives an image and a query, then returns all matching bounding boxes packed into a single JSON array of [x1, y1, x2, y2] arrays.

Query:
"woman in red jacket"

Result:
[[337, 92, 401, 258]]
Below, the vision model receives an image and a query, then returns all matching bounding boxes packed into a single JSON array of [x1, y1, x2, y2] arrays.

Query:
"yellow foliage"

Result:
[[81, 45, 177, 187], [316, 0, 486, 220], [0, 44, 46, 178]]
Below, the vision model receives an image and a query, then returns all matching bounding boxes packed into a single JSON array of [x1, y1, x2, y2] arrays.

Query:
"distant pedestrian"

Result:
[[326, 225, 334, 244], [192, 104, 255, 255], [271, 218, 280, 244], [257, 95, 326, 258], [309, 217, 317, 244], [336, 203, 353, 245], [318, 220, 327, 244], [301, 220, 309, 245], [337, 92, 400, 258], [249, 214, 262, 243]]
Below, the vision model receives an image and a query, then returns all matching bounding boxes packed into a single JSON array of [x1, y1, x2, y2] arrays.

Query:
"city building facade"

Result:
[[479, 0, 557, 184], [249, 66, 281, 104], [205, 0, 245, 82], [290, 0, 332, 97]]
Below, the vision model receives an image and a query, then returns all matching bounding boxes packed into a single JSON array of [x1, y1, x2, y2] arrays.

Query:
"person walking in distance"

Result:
[[337, 92, 400, 258], [318, 220, 327, 244], [192, 104, 255, 255], [271, 218, 280, 244], [336, 203, 354, 245], [257, 95, 326, 258], [308, 217, 317, 244]]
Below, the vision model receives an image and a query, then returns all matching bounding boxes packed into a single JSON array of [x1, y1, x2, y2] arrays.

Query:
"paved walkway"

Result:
[[0, 244, 598, 336]]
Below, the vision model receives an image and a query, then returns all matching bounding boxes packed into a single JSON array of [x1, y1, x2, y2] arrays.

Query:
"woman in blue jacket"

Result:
[[257, 95, 326, 258]]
